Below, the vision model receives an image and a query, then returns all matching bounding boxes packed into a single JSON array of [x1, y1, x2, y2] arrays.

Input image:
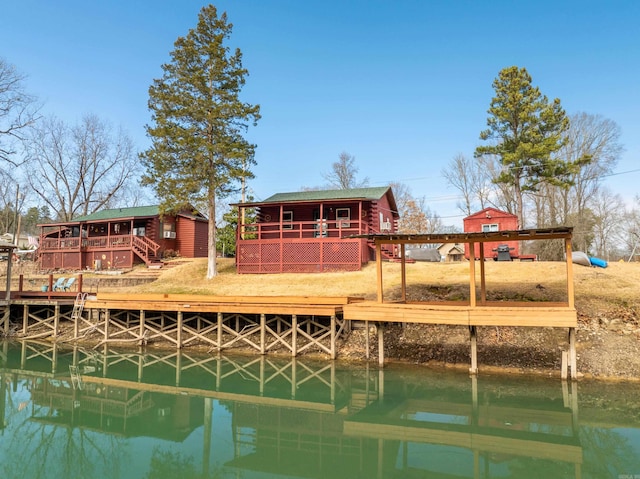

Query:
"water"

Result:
[[0, 341, 639, 479]]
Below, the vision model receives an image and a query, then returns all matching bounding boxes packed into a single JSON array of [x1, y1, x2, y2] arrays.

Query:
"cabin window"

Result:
[[336, 208, 351, 228], [482, 223, 499, 232], [282, 211, 293, 229], [161, 222, 176, 239]]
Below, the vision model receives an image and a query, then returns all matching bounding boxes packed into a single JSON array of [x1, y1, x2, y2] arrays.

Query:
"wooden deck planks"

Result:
[[344, 301, 577, 328]]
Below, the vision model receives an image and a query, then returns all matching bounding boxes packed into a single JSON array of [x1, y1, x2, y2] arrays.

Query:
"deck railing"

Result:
[[42, 234, 139, 251], [238, 219, 374, 241]]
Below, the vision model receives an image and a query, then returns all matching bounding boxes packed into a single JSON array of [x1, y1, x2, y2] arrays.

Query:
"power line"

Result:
[[602, 168, 640, 178]]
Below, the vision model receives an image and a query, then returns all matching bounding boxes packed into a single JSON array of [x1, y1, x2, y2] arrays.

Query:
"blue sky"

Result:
[[2, 0, 639, 227]]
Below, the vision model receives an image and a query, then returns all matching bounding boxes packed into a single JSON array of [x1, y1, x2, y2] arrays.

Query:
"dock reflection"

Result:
[[0, 340, 603, 479]]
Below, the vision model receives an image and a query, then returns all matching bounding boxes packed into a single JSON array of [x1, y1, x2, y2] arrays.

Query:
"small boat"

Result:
[[571, 251, 591, 267], [589, 256, 608, 268]]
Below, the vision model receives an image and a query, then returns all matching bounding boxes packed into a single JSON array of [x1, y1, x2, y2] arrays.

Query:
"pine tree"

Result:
[[141, 5, 260, 278], [474, 66, 576, 228]]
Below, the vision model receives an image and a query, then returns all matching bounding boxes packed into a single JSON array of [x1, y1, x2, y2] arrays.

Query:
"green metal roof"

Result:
[[72, 205, 160, 222], [262, 187, 392, 203]]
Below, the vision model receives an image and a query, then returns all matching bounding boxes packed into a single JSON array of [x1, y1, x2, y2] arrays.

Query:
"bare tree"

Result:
[[0, 58, 40, 166], [442, 153, 493, 216], [590, 188, 626, 259], [622, 195, 640, 261], [388, 181, 411, 217], [24, 114, 137, 221], [530, 112, 623, 251], [323, 151, 369, 189]]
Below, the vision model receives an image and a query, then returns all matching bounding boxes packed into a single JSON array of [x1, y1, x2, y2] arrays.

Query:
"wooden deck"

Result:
[[344, 300, 577, 327]]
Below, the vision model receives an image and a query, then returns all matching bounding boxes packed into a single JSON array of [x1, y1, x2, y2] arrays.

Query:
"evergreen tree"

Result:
[[475, 66, 578, 228], [140, 5, 260, 278]]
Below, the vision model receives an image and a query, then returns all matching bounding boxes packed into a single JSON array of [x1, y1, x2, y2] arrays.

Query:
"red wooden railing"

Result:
[[132, 236, 161, 264], [238, 219, 372, 241]]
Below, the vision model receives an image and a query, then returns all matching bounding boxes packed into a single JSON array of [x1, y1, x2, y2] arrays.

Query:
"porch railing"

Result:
[[41, 234, 140, 251], [238, 219, 375, 241]]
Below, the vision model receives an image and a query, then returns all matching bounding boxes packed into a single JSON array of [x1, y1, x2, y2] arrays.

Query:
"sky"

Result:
[[2, 0, 639, 228]]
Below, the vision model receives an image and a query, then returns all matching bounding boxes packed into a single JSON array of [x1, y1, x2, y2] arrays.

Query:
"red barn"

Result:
[[463, 207, 519, 260], [38, 205, 208, 270], [233, 187, 400, 273]]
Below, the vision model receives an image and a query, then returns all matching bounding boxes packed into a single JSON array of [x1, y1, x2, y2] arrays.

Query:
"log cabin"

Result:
[[37, 205, 208, 270], [233, 187, 400, 273]]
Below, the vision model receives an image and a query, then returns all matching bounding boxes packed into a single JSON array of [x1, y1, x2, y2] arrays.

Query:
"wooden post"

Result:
[[569, 327, 577, 380], [217, 312, 222, 350], [104, 309, 110, 342], [376, 242, 383, 303], [53, 303, 60, 338], [140, 310, 145, 341], [469, 242, 476, 307], [561, 351, 568, 380], [330, 315, 336, 360], [260, 313, 266, 355], [78, 274, 83, 293], [22, 304, 28, 335], [377, 322, 384, 367], [479, 243, 486, 305], [291, 314, 297, 357], [565, 238, 575, 309], [365, 321, 370, 360], [469, 326, 478, 374], [177, 311, 183, 349], [400, 243, 406, 302]]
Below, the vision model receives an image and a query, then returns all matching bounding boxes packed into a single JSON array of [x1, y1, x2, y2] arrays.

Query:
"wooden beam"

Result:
[[378, 322, 384, 367], [376, 242, 383, 303], [400, 243, 406, 302], [469, 242, 476, 308], [569, 327, 577, 380], [565, 238, 575, 309], [291, 314, 297, 357], [479, 243, 486, 305]]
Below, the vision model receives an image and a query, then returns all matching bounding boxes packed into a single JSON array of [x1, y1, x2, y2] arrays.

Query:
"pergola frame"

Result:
[[346, 227, 578, 378]]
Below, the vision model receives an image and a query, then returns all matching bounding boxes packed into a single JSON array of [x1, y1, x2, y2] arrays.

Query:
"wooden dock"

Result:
[[1, 227, 580, 377], [344, 227, 578, 377], [4, 293, 360, 359]]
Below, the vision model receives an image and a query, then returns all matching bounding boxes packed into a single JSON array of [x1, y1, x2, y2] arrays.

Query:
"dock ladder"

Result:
[[72, 292, 88, 323], [69, 365, 83, 390]]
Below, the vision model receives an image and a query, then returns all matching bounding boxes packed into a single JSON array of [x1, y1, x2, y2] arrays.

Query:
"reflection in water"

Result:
[[0, 341, 639, 478]]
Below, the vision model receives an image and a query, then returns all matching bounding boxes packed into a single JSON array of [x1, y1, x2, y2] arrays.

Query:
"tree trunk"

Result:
[[514, 179, 524, 229], [207, 191, 217, 279]]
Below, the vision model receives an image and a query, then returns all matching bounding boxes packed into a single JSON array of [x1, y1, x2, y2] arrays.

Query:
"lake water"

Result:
[[0, 341, 639, 479]]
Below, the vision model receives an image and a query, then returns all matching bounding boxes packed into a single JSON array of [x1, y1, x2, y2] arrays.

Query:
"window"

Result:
[[282, 211, 293, 229], [336, 208, 351, 228], [482, 223, 499, 232]]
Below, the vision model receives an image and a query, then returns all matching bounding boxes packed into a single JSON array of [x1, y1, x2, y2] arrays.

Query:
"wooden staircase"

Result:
[[132, 236, 163, 268]]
